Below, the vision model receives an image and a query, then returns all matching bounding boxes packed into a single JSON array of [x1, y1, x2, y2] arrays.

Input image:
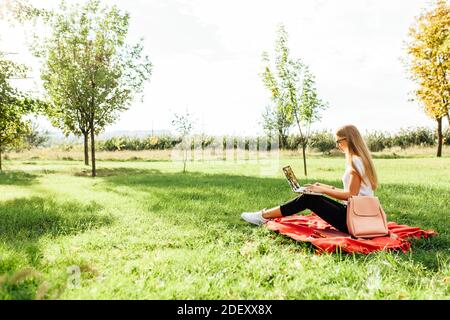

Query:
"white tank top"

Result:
[[342, 155, 374, 203]]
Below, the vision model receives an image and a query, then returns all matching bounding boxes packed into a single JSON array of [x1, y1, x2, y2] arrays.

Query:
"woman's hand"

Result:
[[315, 182, 334, 188], [309, 182, 336, 190], [305, 184, 324, 193]]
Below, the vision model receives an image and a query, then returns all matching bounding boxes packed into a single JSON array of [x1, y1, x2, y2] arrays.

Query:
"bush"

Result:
[[233, 137, 238, 149], [392, 127, 435, 149], [444, 128, 450, 146], [309, 131, 336, 153], [128, 137, 144, 150], [101, 137, 125, 151], [189, 135, 215, 150], [23, 124, 50, 149], [150, 135, 181, 150], [412, 127, 435, 146], [94, 127, 447, 153], [364, 131, 392, 152], [284, 134, 303, 150], [98, 135, 182, 151], [61, 143, 76, 152], [244, 138, 250, 151]]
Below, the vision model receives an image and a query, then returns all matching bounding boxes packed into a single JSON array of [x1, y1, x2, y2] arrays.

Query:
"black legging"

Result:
[[279, 194, 349, 233]]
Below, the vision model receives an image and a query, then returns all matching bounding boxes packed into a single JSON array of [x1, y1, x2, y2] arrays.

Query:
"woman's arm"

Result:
[[313, 182, 340, 190], [305, 182, 346, 192], [307, 172, 362, 201]]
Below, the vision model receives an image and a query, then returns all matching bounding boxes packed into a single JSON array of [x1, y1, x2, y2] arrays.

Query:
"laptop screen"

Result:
[[282, 166, 301, 191]]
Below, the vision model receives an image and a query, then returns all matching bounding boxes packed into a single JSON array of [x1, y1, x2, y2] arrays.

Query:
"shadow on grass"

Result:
[[96, 168, 448, 268], [74, 167, 162, 177], [0, 171, 39, 186], [0, 196, 113, 299]]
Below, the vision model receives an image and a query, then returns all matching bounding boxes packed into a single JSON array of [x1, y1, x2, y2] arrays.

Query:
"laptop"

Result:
[[282, 165, 322, 195]]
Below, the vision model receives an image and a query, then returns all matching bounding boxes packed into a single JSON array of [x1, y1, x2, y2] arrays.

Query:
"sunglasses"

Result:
[[335, 138, 346, 145]]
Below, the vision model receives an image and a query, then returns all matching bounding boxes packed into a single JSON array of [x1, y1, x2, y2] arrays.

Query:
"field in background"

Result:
[[4, 145, 450, 163], [0, 153, 448, 299]]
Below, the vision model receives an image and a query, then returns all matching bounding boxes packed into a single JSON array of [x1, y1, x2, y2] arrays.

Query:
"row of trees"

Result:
[[1, 0, 152, 176], [1, 0, 448, 176], [92, 126, 450, 152], [4, 125, 447, 153]]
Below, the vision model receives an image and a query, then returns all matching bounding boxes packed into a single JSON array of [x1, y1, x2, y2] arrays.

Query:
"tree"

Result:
[[22, 121, 49, 150], [406, 0, 449, 157], [0, 0, 47, 23], [261, 49, 294, 150], [32, 0, 152, 176], [260, 102, 292, 149], [0, 1, 48, 171], [0, 53, 31, 171], [261, 24, 327, 175], [171, 110, 195, 173], [294, 66, 328, 175], [0, 106, 31, 171]]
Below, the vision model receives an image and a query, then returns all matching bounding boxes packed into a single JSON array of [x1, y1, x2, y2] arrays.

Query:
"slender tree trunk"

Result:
[[436, 117, 443, 157], [90, 121, 96, 177], [302, 143, 307, 176], [83, 131, 89, 166], [278, 129, 284, 149], [184, 147, 187, 173]]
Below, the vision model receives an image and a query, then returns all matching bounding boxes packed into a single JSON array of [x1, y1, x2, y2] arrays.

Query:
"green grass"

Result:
[[0, 156, 449, 299]]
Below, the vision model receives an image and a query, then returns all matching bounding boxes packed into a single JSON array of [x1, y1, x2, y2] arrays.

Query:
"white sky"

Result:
[[1, 0, 445, 136]]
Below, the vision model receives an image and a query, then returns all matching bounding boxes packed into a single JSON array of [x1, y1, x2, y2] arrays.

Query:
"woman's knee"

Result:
[[280, 195, 306, 216], [298, 193, 319, 204], [287, 194, 308, 208]]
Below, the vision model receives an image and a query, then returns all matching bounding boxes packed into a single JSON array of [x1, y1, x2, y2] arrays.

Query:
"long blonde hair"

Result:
[[336, 125, 378, 190]]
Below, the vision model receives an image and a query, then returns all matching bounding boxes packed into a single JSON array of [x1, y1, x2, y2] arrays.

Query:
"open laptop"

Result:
[[282, 165, 322, 195]]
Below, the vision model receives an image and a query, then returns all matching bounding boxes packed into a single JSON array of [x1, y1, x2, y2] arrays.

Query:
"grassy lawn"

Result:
[[0, 154, 449, 299]]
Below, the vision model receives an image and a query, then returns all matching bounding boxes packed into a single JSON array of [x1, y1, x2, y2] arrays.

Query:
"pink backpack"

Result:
[[347, 196, 389, 238]]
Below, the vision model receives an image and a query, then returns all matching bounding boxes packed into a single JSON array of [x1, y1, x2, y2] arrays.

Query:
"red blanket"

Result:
[[265, 213, 437, 254]]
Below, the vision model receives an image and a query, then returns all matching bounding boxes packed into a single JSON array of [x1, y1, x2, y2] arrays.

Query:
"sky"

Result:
[[1, 0, 445, 136]]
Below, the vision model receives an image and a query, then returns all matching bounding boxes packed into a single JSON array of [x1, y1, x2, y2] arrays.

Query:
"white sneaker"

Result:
[[241, 210, 268, 226]]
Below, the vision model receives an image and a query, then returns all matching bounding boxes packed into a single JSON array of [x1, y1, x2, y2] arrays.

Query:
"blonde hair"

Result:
[[336, 125, 378, 190]]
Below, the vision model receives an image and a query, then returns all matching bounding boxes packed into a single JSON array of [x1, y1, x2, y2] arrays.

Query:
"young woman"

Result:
[[241, 125, 378, 234]]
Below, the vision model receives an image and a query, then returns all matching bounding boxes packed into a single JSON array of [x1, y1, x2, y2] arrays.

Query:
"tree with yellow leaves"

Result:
[[406, 0, 449, 157]]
